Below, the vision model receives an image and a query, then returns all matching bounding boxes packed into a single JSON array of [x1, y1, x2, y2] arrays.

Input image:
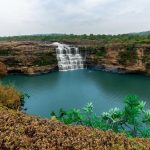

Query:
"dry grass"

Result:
[[0, 84, 21, 110], [0, 107, 150, 150]]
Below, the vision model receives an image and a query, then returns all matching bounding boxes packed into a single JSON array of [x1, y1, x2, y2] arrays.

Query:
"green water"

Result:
[[2, 69, 150, 118]]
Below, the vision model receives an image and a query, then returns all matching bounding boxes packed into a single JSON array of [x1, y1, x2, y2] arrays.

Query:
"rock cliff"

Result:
[[79, 43, 150, 75], [0, 41, 58, 75], [0, 62, 7, 77], [0, 41, 150, 75]]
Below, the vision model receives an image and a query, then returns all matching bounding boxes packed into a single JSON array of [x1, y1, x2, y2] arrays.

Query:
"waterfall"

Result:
[[52, 42, 85, 71]]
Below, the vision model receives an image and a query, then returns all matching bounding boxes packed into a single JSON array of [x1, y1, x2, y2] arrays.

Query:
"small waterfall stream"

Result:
[[52, 42, 85, 71]]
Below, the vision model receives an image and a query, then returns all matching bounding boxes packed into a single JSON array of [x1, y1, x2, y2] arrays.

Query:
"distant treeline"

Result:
[[0, 33, 150, 44]]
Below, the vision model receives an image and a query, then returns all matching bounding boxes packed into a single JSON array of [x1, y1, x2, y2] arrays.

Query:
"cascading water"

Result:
[[52, 42, 85, 71]]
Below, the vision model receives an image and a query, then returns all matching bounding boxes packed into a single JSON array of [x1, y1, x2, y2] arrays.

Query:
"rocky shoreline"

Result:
[[8, 64, 58, 75]]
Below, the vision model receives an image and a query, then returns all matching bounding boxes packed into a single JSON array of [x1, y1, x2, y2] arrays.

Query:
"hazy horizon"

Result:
[[0, 31, 150, 38], [0, 0, 150, 36]]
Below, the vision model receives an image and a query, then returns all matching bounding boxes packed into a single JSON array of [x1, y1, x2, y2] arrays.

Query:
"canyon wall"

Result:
[[0, 41, 58, 75], [79, 43, 149, 74], [0, 41, 150, 75]]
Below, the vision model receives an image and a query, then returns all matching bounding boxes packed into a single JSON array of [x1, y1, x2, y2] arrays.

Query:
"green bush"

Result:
[[102, 95, 150, 137], [118, 44, 138, 65], [1, 34, 150, 44], [33, 53, 57, 66], [20, 92, 30, 107], [0, 49, 11, 56], [96, 47, 106, 58], [51, 95, 150, 138], [142, 47, 150, 65], [146, 63, 150, 70]]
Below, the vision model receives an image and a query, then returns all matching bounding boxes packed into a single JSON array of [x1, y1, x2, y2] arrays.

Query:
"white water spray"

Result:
[[52, 42, 85, 71]]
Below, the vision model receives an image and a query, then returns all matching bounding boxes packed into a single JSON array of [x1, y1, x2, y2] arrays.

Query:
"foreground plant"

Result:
[[1, 107, 149, 150], [51, 95, 150, 138], [0, 83, 29, 110]]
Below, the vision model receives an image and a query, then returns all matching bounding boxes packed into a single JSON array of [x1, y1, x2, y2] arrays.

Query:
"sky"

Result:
[[0, 0, 150, 36]]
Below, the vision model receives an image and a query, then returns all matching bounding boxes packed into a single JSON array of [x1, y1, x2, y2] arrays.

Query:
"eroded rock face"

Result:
[[0, 62, 7, 77], [0, 41, 150, 75], [84, 44, 150, 75], [0, 41, 58, 75]]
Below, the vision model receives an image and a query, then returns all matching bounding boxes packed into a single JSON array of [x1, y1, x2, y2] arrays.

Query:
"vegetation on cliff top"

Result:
[[0, 33, 150, 44]]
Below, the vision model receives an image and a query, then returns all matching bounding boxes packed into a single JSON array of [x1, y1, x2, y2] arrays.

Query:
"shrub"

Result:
[[102, 95, 150, 137], [0, 84, 29, 109], [51, 95, 150, 138], [0, 48, 11, 56], [96, 47, 106, 58], [33, 52, 57, 66], [118, 44, 138, 65]]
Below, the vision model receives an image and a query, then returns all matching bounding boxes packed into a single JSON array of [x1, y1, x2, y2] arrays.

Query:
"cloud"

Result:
[[0, 0, 149, 36]]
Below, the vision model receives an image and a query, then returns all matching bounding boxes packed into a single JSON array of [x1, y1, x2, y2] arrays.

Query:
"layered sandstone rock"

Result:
[[0, 62, 7, 77], [0, 41, 150, 75], [84, 44, 150, 75], [0, 41, 58, 75]]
